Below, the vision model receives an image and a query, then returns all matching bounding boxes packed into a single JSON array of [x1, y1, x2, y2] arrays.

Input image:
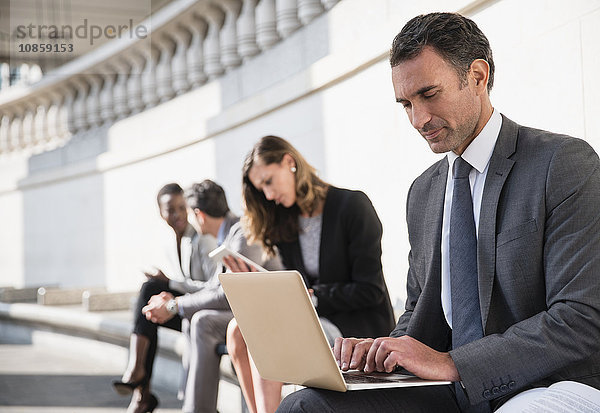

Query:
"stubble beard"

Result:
[[425, 113, 480, 155]]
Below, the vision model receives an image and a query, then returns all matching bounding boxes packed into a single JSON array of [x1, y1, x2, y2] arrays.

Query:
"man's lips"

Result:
[[422, 128, 442, 140]]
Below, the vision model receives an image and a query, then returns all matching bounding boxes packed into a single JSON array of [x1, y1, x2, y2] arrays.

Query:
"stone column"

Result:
[[0, 112, 11, 152], [22, 104, 36, 149], [28, 64, 43, 84], [298, 0, 323, 24], [86, 75, 103, 129], [141, 46, 160, 109], [64, 86, 78, 138], [183, 14, 208, 88], [45, 91, 64, 144], [256, 0, 280, 50], [34, 97, 50, 147], [219, 0, 242, 70], [112, 59, 131, 120], [71, 78, 90, 133], [155, 34, 176, 102], [276, 0, 301, 38], [238, 0, 260, 60], [126, 52, 146, 114], [171, 26, 191, 95], [99, 69, 116, 125], [10, 107, 23, 149], [0, 63, 9, 91], [203, 6, 225, 79], [15, 64, 29, 87]]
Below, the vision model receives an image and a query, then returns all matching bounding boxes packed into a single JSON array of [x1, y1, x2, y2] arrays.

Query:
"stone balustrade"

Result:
[[0, 0, 340, 156]]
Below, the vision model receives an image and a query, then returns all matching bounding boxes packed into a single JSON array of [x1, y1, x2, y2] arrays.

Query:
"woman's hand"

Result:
[[222, 255, 259, 272]]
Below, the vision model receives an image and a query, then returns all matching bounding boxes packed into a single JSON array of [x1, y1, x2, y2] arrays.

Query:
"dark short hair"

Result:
[[390, 12, 494, 92], [184, 180, 229, 218], [156, 183, 183, 206]]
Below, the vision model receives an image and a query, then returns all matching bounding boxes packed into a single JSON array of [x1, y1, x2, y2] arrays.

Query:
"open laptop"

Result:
[[219, 270, 451, 391]]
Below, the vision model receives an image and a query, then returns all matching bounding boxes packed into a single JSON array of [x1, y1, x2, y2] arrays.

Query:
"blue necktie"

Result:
[[450, 157, 488, 413]]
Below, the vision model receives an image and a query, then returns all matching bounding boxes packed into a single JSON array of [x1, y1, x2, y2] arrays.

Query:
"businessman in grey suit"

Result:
[[277, 12, 600, 413]]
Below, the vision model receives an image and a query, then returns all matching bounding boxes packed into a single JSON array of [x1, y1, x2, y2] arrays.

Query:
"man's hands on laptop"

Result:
[[333, 336, 460, 382]]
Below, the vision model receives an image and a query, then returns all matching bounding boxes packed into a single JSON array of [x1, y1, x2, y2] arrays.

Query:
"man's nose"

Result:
[[410, 104, 432, 131]]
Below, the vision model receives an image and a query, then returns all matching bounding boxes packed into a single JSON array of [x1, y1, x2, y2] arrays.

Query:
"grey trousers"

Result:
[[180, 309, 233, 413], [276, 385, 462, 413]]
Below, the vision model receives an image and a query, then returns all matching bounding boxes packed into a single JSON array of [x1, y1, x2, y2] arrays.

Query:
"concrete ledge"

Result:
[[0, 285, 58, 303], [0, 301, 179, 356], [37, 286, 106, 305], [0, 300, 239, 386], [82, 290, 138, 312]]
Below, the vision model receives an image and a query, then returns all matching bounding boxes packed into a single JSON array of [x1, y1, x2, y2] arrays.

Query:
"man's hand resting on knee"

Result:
[[142, 291, 177, 324]]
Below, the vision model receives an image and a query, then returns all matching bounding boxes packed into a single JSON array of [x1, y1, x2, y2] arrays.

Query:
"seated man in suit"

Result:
[[113, 182, 217, 413], [142, 180, 282, 413], [277, 12, 600, 413]]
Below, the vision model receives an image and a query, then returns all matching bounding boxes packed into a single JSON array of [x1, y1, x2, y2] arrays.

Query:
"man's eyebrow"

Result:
[[396, 85, 438, 103]]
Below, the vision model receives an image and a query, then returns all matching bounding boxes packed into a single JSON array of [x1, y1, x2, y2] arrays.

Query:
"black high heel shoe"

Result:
[[145, 393, 159, 413], [112, 377, 147, 395]]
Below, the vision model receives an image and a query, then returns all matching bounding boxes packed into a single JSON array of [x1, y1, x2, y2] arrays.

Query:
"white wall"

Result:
[[1, 0, 599, 309]]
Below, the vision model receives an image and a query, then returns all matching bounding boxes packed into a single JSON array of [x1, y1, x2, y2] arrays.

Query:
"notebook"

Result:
[[219, 270, 451, 391]]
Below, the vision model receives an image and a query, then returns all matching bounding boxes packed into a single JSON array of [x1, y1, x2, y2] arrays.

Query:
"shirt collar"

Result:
[[217, 216, 228, 245], [447, 108, 502, 173], [183, 223, 196, 239]]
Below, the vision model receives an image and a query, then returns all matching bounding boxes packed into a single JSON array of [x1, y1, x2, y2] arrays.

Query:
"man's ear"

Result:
[[194, 208, 206, 223], [470, 59, 490, 94]]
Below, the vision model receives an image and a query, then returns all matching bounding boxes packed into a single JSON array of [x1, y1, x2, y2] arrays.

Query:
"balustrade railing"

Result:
[[0, 0, 340, 156]]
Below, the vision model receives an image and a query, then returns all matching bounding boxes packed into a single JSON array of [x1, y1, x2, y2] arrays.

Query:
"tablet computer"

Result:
[[208, 244, 268, 272]]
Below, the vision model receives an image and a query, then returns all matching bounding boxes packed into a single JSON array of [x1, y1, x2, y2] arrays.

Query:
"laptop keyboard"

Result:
[[342, 371, 414, 384]]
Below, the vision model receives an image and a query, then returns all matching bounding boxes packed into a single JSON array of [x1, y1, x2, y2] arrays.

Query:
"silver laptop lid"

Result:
[[219, 271, 347, 392]]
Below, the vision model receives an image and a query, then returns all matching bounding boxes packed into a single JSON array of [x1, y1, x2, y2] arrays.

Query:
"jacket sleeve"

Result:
[[311, 190, 388, 313], [177, 223, 283, 318], [176, 276, 229, 319], [390, 180, 419, 338], [390, 253, 419, 338], [451, 138, 600, 404], [168, 234, 219, 294]]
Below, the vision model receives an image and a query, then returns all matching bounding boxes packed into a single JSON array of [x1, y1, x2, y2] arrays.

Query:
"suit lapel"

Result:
[[424, 159, 448, 285], [478, 115, 518, 330], [181, 232, 193, 279]]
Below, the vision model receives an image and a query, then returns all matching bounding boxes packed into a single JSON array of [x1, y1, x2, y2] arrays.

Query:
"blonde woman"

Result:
[[225, 136, 395, 413]]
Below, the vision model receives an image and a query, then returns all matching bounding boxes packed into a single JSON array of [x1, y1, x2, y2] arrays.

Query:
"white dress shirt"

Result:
[[441, 109, 502, 328]]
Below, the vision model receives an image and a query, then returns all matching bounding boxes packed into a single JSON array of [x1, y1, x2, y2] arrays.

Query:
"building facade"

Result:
[[1, 0, 599, 308]]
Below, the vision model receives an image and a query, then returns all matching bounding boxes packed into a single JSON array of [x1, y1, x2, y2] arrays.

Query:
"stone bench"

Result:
[[0, 284, 57, 303], [82, 290, 138, 312], [37, 286, 106, 306], [0, 290, 245, 411]]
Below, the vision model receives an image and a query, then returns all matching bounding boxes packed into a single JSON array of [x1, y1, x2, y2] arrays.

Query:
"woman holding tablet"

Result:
[[225, 135, 395, 413]]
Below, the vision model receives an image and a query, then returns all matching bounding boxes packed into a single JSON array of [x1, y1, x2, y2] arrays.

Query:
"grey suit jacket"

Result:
[[168, 224, 219, 294], [391, 115, 600, 408], [177, 212, 283, 319]]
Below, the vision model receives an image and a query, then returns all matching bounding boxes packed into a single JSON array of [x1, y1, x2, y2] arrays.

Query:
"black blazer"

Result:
[[277, 186, 395, 338]]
